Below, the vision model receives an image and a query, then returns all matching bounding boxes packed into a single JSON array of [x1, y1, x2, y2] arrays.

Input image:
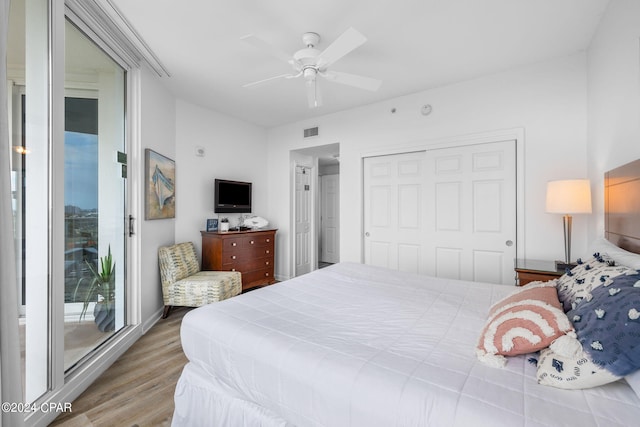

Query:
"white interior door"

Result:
[[320, 174, 340, 263], [363, 140, 516, 284], [295, 165, 312, 275], [363, 151, 427, 274], [425, 141, 517, 284]]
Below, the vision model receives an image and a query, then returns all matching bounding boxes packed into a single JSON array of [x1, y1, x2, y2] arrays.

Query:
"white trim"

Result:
[[127, 66, 143, 328], [360, 127, 526, 263], [65, 3, 134, 72], [66, 0, 170, 77]]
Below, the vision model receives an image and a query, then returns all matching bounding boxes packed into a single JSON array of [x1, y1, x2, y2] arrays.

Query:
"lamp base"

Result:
[[555, 260, 577, 272]]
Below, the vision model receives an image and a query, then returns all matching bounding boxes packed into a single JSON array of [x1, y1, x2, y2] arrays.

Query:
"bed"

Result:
[[172, 160, 640, 427]]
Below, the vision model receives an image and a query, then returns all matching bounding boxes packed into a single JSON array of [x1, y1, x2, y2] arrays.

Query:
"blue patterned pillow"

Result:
[[556, 253, 630, 312], [567, 271, 640, 377]]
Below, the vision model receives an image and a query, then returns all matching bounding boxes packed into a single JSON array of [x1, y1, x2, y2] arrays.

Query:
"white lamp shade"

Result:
[[546, 179, 592, 214]]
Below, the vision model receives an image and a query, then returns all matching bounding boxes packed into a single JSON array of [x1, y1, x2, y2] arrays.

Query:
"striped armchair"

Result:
[[158, 242, 241, 318]]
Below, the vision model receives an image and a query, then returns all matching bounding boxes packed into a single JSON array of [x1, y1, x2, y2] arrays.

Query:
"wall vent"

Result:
[[303, 127, 319, 138]]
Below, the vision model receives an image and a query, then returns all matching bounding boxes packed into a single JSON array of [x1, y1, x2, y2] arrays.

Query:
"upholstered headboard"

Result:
[[605, 159, 640, 254]]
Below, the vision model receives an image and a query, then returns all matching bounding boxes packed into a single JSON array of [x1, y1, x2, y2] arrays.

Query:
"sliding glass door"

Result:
[[63, 19, 127, 370], [7, 0, 130, 408]]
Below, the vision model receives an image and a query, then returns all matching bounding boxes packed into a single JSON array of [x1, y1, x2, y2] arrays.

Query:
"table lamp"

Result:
[[545, 179, 592, 269]]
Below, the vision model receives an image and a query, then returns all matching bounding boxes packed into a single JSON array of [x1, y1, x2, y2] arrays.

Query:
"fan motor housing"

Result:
[[302, 32, 320, 47]]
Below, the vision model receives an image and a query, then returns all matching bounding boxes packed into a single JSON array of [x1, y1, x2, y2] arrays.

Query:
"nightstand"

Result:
[[514, 259, 566, 286]]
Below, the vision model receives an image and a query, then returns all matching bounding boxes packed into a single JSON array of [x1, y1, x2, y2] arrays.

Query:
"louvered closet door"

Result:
[[363, 140, 516, 284]]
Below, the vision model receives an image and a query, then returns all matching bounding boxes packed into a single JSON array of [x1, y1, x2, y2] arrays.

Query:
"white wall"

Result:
[[174, 99, 268, 258], [139, 65, 176, 325], [586, 0, 640, 243], [267, 54, 590, 280]]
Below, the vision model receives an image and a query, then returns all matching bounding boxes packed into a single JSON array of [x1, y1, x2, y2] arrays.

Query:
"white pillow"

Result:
[[587, 237, 640, 269], [537, 347, 621, 389]]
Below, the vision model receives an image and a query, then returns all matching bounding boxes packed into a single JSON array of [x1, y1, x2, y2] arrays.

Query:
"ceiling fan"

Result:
[[241, 27, 382, 108]]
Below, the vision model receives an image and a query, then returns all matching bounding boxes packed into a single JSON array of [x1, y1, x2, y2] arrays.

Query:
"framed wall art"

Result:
[[145, 149, 175, 220]]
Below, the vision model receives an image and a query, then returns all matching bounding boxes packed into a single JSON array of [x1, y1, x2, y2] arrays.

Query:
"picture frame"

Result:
[[206, 218, 218, 232], [145, 149, 176, 220]]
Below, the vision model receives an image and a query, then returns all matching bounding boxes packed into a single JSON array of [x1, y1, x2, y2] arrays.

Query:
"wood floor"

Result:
[[50, 307, 193, 427]]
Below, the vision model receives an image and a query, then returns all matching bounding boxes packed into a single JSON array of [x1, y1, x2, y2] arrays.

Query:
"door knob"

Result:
[[505, 240, 513, 247], [365, 232, 370, 237]]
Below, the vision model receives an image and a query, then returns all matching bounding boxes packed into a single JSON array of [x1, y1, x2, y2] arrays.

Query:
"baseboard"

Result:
[[275, 273, 291, 282], [142, 306, 165, 334]]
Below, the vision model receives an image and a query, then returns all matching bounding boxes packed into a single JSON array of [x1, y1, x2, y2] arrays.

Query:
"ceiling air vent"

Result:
[[304, 127, 319, 138]]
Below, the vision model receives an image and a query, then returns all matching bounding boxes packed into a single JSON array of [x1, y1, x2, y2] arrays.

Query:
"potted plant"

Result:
[[219, 217, 229, 232], [80, 245, 116, 332]]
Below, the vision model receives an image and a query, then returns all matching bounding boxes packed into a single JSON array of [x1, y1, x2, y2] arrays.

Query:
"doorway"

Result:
[[290, 143, 340, 277]]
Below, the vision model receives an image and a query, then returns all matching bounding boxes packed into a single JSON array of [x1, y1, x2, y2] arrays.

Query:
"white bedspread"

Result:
[[173, 262, 640, 426]]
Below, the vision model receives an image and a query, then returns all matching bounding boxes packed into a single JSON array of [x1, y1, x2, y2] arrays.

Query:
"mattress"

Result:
[[173, 262, 640, 426]]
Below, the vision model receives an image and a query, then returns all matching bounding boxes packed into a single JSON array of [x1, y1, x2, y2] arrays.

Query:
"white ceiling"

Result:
[[110, 0, 611, 128]]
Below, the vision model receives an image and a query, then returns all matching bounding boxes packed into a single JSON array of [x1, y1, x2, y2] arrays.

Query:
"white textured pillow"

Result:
[[588, 237, 640, 269], [537, 347, 621, 389]]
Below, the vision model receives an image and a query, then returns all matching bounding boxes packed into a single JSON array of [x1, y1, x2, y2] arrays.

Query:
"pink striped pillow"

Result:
[[476, 282, 574, 367]]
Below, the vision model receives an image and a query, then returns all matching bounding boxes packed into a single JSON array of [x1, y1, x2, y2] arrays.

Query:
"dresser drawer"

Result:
[[242, 268, 274, 287], [244, 234, 274, 248], [220, 252, 243, 266], [222, 237, 244, 252], [221, 244, 274, 265], [245, 244, 274, 258], [221, 257, 272, 272]]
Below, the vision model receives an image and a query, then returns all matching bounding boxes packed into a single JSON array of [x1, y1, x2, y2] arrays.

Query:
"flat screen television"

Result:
[[214, 179, 252, 213]]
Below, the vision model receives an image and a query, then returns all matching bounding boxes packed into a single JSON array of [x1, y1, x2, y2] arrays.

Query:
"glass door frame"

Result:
[[22, 2, 143, 425]]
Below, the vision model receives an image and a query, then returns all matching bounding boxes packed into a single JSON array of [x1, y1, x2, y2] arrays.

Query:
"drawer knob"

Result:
[[266, 239, 270, 243], [232, 242, 237, 247], [250, 240, 255, 245], [265, 272, 269, 277], [231, 268, 236, 272], [265, 261, 269, 265], [232, 255, 236, 260], [266, 250, 270, 254]]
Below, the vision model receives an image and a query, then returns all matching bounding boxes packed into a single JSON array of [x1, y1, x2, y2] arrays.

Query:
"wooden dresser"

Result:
[[201, 229, 276, 291]]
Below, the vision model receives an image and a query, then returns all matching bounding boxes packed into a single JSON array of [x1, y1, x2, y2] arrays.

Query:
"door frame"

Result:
[[290, 159, 317, 278], [360, 127, 526, 263], [21, 4, 145, 426], [290, 143, 340, 279]]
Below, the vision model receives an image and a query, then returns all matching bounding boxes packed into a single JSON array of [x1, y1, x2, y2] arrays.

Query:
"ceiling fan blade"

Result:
[[315, 27, 367, 69], [243, 73, 297, 88], [306, 79, 322, 108], [321, 70, 382, 91], [240, 34, 292, 64]]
